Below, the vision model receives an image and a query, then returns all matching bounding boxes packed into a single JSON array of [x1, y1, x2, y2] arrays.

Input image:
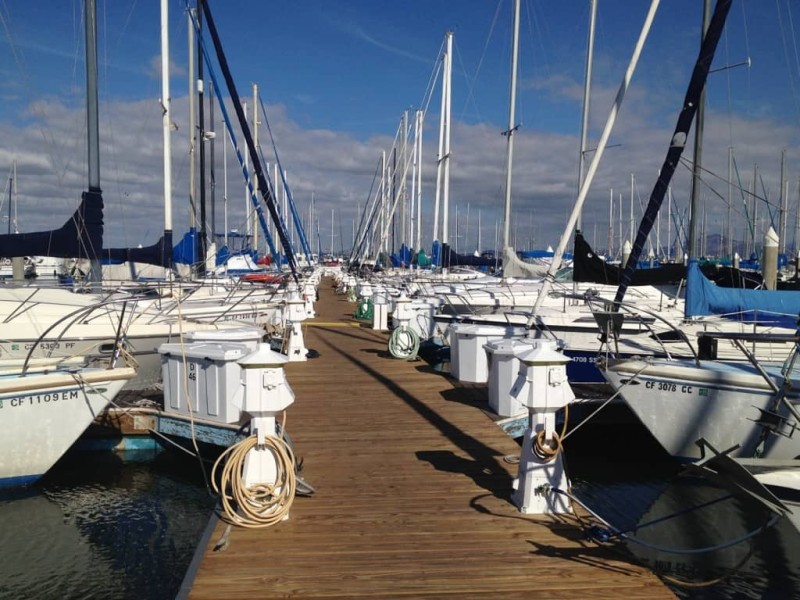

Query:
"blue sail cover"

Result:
[[390, 244, 413, 268], [172, 229, 198, 265], [431, 241, 441, 267], [685, 259, 800, 327]]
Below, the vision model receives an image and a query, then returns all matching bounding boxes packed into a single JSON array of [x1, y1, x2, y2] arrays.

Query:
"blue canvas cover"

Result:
[[685, 259, 800, 327]]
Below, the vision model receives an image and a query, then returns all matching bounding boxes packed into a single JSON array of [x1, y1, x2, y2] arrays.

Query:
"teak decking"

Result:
[[184, 278, 675, 599]]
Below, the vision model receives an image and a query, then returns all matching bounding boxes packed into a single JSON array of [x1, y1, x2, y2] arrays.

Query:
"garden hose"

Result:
[[389, 325, 420, 359]]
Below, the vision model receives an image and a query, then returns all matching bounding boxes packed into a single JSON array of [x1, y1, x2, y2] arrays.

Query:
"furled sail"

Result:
[[615, 0, 732, 304]]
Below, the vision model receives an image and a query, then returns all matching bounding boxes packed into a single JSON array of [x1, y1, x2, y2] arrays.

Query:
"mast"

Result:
[[223, 127, 228, 248], [667, 185, 672, 260], [432, 32, 452, 257], [404, 110, 409, 248], [780, 149, 787, 255], [209, 80, 215, 246], [441, 33, 452, 252], [529, 0, 661, 317], [161, 0, 173, 267], [415, 110, 423, 250], [629, 173, 634, 245], [85, 0, 102, 286], [687, 0, 711, 262], [187, 10, 197, 237], [576, 0, 597, 232], [727, 146, 732, 258], [6, 164, 12, 235], [478, 209, 482, 252], [410, 113, 418, 250], [12, 160, 16, 234], [252, 84, 259, 255], [197, 0, 207, 275], [607, 189, 613, 256], [502, 0, 521, 252], [243, 99, 249, 241]]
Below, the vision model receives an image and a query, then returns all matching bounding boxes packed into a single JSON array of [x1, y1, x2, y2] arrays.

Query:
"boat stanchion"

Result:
[[509, 340, 574, 515]]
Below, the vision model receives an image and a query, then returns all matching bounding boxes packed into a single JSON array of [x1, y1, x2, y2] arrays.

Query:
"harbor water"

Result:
[[0, 449, 215, 600], [566, 413, 800, 600], [1, 414, 799, 599]]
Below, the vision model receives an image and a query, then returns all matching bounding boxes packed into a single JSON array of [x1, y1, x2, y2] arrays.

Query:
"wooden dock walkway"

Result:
[[184, 278, 675, 599]]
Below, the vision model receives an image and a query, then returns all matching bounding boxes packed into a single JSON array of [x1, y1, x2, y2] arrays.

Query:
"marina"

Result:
[[3, 281, 800, 599], [180, 280, 673, 599], [3, 0, 800, 598]]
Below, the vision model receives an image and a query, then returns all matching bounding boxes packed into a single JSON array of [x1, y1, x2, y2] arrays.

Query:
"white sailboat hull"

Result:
[[602, 358, 800, 461], [0, 367, 136, 487], [753, 468, 800, 534]]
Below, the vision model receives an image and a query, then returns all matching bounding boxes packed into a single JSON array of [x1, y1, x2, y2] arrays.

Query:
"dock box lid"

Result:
[[158, 341, 251, 361]]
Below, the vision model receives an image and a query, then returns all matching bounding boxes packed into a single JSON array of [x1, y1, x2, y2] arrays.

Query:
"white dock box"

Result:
[[448, 322, 526, 383], [485, 339, 533, 417], [159, 342, 251, 424], [184, 327, 264, 351]]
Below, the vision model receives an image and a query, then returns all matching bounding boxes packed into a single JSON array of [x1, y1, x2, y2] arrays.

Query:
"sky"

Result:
[[1, 0, 800, 259]]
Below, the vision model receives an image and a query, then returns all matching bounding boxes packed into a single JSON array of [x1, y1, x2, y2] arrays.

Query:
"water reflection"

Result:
[[0, 450, 215, 600], [568, 454, 800, 599]]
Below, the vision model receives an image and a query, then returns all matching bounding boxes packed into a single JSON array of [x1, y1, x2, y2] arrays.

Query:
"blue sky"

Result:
[[1, 0, 800, 256]]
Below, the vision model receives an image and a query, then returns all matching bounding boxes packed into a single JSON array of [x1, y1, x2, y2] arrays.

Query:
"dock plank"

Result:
[[186, 278, 675, 599]]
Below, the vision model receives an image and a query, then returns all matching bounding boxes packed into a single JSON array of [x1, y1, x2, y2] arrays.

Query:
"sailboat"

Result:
[[0, 361, 136, 487], [0, 0, 143, 488], [596, 0, 800, 463]]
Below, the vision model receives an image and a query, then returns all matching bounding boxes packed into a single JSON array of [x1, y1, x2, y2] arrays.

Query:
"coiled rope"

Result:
[[530, 403, 569, 462], [211, 414, 297, 529], [532, 429, 562, 461], [389, 325, 419, 359]]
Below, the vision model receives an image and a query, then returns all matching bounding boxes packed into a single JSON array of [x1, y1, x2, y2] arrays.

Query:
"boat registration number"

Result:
[[645, 381, 694, 394], [0, 390, 80, 408]]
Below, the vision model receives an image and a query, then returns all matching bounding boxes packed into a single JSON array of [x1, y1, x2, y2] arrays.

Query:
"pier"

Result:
[[183, 278, 675, 599]]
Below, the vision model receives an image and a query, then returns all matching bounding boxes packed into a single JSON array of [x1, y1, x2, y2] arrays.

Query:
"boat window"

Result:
[[554, 268, 573, 282]]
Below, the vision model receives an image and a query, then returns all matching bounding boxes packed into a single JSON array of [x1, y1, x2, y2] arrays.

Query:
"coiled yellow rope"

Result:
[[531, 404, 569, 462], [211, 416, 297, 529]]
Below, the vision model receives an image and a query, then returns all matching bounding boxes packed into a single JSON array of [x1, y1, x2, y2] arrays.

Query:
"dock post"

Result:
[[762, 227, 778, 290], [283, 285, 309, 361], [510, 340, 573, 514]]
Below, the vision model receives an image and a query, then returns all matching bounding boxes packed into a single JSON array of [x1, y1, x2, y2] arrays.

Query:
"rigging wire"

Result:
[[0, 0, 73, 189], [776, 0, 800, 121], [677, 156, 774, 218], [456, 0, 503, 124], [419, 36, 446, 118]]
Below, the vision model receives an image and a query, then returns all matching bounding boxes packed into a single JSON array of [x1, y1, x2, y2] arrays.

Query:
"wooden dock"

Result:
[[184, 278, 675, 599]]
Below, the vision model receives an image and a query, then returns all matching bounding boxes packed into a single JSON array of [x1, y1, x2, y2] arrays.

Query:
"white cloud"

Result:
[[2, 72, 799, 259]]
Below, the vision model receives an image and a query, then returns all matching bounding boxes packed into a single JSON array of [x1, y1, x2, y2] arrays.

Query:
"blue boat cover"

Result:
[[685, 259, 800, 327], [391, 244, 413, 268]]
